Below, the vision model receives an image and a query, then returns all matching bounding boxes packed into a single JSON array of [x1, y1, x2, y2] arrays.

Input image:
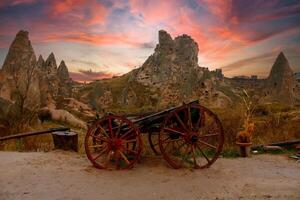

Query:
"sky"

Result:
[[0, 0, 300, 82]]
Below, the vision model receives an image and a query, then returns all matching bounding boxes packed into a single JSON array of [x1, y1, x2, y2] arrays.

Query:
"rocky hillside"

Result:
[[1, 30, 299, 124]]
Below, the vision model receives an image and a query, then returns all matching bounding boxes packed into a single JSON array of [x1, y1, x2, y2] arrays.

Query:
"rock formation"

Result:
[[1, 30, 36, 74], [37, 55, 45, 68], [135, 30, 201, 87], [133, 30, 228, 107], [0, 30, 88, 129], [0, 30, 41, 109], [44, 52, 57, 74], [58, 60, 70, 81], [264, 52, 295, 104]]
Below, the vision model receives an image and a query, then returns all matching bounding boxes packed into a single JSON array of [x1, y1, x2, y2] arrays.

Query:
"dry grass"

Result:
[[214, 103, 300, 152], [1, 103, 299, 155]]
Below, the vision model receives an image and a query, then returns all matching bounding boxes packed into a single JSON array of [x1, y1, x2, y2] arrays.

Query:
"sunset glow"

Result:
[[0, 0, 300, 81]]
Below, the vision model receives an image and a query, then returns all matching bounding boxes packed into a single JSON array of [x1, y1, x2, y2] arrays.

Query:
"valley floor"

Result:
[[0, 151, 299, 200]]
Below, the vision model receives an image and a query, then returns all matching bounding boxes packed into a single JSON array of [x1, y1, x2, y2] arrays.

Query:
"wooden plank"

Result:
[[0, 127, 70, 142], [269, 139, 300, 147]]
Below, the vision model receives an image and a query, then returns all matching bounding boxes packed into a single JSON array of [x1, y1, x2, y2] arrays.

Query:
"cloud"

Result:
[[69, 69, 116, 82], [0, 0, 36, 7], [222, 51, 278, 72], [43, 31, 146, 47], [1, 0, 300, 81], [49, 0, 109, 25]]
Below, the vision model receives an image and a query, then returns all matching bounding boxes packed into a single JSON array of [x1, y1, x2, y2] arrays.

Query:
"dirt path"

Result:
[[0, 151, 299, 200]]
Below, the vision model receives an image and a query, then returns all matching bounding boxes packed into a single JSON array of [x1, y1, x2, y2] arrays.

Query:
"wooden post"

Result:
[[52, 131, 78, 152]]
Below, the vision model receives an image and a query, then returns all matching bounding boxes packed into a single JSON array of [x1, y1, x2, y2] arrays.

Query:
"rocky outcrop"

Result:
[[132, 30, 228, 107], [1, 30, 36, 74], [0, 30, 75, 120], [135, 30, 201, 87], [0, 30, 41, 109], [264, 52, 296, 104], [37, 55, 45, 69], [44, 52, 57, 74], [58, 60, 70, 81]]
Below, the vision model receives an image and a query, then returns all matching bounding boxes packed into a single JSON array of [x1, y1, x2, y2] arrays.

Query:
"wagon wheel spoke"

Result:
[[187, 107, 193, 130], [120, 128, 134, 139], [198, 133, 219, 138], [92, 135, 109, 143], [195, 143, 210, 164], [195, 108, 205, 129], [99, 126, 110, 138], [174, 112, 189, 132], [191, 145, 199, 167], [124, 139, 137, 144], [198, 140, 217, 149], [118, 150, 130, 165], [163, 127, 186, 136], [89, 144, 106, 148], [92, 147, 108, 161], [126, 149, 138, 154], [116, 121, 124, 138], [108, 116, 113, 137]]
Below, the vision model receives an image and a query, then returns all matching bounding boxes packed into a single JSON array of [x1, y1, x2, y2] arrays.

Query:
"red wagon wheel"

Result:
[[85, 115, 143, 170], [148, 131, 160, 155], [159, 103, 224, 169]]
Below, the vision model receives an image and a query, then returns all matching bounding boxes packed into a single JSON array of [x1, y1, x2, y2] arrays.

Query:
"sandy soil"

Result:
[[0, 151, 299, 200]]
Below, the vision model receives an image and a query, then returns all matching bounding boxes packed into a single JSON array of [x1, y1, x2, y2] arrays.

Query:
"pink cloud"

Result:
[[69, 69, 115, 82], [43, 31, 145, 47], [202, 0, 232, 21], [0, 0, 36, 7], [129, 0, 181, 24], [49, 0, 109, 25]]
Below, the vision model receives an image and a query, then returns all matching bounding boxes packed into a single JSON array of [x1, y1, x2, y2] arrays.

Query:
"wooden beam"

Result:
[[269, 139, 300, 147], [0, 127, 70, 142]]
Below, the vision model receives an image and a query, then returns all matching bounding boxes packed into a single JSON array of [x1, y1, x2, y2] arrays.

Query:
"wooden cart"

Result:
[[85, 100, 224, 170]]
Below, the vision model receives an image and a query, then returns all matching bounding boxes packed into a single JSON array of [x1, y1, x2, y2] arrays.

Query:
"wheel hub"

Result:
[[109, 138, 124, 150], [190, 134, 198, 143]]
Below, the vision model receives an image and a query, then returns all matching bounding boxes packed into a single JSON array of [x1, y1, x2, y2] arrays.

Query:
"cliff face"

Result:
[[264, 52, 296, 104]]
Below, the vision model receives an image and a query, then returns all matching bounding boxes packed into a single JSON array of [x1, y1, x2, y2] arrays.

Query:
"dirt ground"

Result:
[[0, 151, 299, 200]]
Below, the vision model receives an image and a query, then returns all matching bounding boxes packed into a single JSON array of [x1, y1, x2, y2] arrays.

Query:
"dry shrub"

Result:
[[236, 89, 255, 143], [216, 103, 300, 150], [214, 104, 245, 150], [253, 111, 300, 144]]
